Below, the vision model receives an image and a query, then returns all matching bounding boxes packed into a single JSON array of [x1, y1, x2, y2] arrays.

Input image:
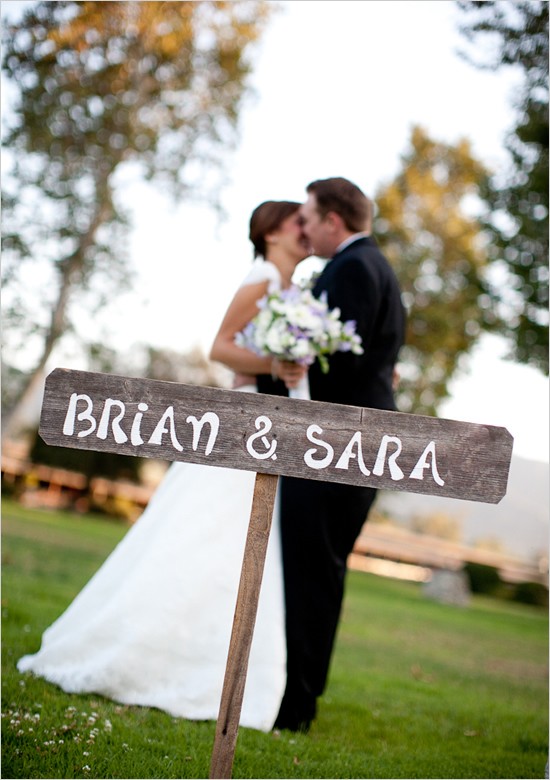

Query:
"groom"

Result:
[[274, 177, 406, 732]]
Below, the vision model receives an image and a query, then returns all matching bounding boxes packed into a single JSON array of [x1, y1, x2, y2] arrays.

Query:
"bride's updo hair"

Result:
[[249, 200, 301, 258]]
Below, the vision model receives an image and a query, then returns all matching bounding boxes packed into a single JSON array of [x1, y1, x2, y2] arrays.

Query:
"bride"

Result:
[[17, 200, 311, 733]]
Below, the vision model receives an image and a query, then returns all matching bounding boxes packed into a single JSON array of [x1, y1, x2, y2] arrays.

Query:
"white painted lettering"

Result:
[[372, 435, 404, 481], [148, 406, 183, 452], [63, 393, 96, 438], [130, 402, 149, 446], [97, 398, 128, 444], [186, 412, 220, 456], [304, 425, 334, 470], [246, 416, 278, 460], [335, 431, 371, 476], [409, 441, 445, 486]]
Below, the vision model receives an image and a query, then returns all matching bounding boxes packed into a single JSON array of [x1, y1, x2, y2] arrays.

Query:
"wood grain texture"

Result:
[[40, 368, 514, 503], [209, 472, 278, 779]]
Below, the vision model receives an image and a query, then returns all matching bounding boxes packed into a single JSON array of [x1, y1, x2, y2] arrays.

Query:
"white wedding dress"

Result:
[[17, 261, 291, 732]]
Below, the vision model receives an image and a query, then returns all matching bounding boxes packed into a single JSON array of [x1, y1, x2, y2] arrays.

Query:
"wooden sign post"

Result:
[[209, 471, 278, 779], [39, 368, 514, 778]]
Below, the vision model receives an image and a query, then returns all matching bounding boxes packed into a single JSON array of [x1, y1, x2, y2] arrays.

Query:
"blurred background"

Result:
[[1, 1, 548, 588]]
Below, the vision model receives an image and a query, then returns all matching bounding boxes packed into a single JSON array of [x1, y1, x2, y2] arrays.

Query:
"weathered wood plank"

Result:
[[39, 368, 514, 503], [209, 472, 278, 780]]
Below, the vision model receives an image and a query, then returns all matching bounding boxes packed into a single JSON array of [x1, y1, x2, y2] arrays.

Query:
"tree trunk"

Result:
[[2, 196, 113, 442]]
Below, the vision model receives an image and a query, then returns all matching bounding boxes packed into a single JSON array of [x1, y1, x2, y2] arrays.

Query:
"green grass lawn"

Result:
[[2, 497, 548, 779]]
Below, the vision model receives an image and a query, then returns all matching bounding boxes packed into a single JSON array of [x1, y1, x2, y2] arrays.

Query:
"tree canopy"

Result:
[[456, 0, 548, 374], [1, 0, 271, 438], [375, 126, 496, 416]]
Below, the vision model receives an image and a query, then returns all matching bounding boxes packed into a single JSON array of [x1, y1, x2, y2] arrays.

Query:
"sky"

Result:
[[1, 0, 549, 464]]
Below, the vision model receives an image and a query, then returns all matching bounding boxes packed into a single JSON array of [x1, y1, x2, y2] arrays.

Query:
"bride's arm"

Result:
[[209, 281, 274, 377], [210, 280, 309, 389]]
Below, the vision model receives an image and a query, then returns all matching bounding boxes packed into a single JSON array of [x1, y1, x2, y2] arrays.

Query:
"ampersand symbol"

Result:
[[246, 415, 278, 461]]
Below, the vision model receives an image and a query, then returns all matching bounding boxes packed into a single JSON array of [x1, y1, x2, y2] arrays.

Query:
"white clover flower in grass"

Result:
[[235, 284, 364, 374]]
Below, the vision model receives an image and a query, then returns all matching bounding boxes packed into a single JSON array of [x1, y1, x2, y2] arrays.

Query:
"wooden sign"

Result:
[[39, 367, 514, 778], [40, 367, 513, 504]]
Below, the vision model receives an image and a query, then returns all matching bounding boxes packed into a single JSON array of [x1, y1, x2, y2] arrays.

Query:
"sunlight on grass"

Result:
[[2, 498, 548, 779]]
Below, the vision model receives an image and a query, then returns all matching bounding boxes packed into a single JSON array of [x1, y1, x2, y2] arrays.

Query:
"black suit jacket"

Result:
[[308, 236, 405, 410], [270, 237, 406, 716]]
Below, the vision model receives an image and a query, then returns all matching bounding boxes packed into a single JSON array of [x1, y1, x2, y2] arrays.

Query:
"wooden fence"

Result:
[[2, 452, 544, 585]]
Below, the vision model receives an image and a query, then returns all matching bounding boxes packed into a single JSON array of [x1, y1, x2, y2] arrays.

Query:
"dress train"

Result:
[[18, 445, 286, 732], [18, 259, 310, 732]]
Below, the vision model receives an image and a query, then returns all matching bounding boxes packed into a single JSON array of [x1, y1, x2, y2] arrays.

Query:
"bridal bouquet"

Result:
[[235, 285, 363, 374]]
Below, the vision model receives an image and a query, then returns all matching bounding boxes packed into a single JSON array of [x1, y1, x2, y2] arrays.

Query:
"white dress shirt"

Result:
[[335, 231, 371, 255]]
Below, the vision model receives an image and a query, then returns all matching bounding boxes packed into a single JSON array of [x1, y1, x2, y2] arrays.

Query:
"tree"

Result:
[[375, 126, 497, 416], [1, 0, 271, 438], [456, 0, 549, 374], [85, 341, 230, 388]]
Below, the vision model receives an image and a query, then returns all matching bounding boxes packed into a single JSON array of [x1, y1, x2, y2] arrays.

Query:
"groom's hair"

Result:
[[249, 200, 301, 258], [306, 178, 372, 233]]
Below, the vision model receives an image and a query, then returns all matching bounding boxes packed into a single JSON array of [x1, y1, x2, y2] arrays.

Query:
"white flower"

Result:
[[293, 339, 314, 359], [235, 284, 364, 374], [265, 324, 288, 354]]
